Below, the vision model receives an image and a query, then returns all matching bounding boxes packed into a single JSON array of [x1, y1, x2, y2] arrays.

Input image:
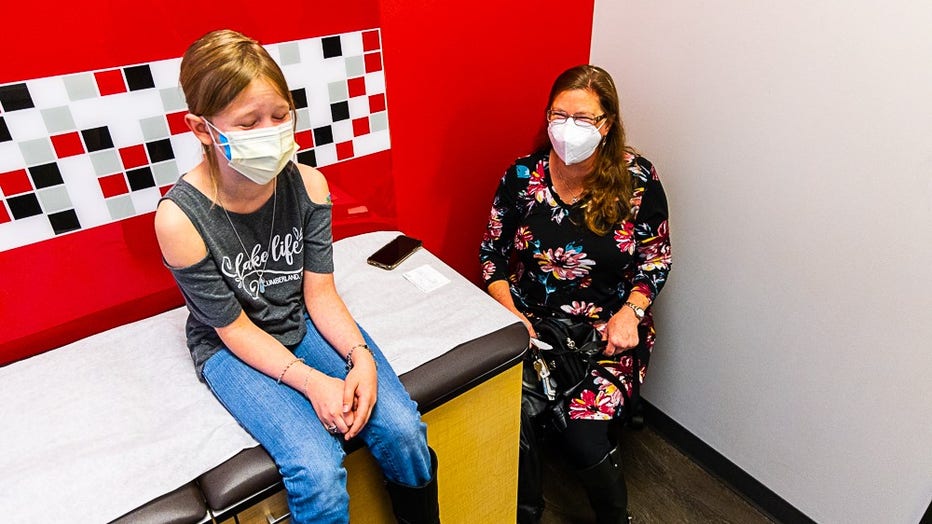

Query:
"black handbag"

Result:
[[527, 316, 633, 431], [531, 316, 605, 396]]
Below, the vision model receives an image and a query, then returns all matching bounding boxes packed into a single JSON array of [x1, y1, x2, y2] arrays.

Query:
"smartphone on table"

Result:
[[366, 234, 423, 270]]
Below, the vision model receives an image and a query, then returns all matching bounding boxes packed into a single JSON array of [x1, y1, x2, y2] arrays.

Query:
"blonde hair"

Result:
[[547, 65, 634, 236], [179, 29, 295, 187]]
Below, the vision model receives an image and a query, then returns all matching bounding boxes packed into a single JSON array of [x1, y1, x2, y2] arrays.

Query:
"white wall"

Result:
[[591, 2, 932, 523]]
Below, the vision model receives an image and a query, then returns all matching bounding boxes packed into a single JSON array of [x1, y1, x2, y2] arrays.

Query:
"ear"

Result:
[[185, 114, 214, 147], [600, 116, 612, 137]]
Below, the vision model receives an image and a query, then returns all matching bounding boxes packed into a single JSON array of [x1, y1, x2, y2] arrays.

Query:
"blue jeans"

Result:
[[202, 319, 432, 524]]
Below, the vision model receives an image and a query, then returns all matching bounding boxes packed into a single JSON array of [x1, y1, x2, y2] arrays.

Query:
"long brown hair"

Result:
[[547, 65, 634, 235], [179, 29, 295, 187]]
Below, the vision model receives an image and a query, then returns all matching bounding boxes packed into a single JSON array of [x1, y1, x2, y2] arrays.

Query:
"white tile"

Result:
[[314, 144, 337, 167], [0, 214, 52, 251], [4, 109, 47, 141], [27, 77, 71, 108], [0, 142, 26, 173], [149, 58, 182, 90], [130, 186, 161, 214], [341, 31, 364, 56]]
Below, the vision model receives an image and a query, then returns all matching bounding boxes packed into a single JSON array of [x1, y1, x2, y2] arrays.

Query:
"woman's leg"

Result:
[[560, 418, 629, 524], [202, 348, 350, 524], [517, 362, 548, 524]]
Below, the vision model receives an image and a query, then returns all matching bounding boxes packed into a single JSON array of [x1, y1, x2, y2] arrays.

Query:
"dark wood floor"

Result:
[[538, 422, 775, 524]]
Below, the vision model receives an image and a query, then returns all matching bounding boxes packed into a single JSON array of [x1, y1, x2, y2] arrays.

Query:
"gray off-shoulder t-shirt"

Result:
[[161, 162, 334, 378]]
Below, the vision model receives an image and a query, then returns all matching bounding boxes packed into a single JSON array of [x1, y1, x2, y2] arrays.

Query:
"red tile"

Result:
[[364, 52, 382, 73], [159, 185, 173, 196], [368, 93, 386, 113], [352, 117, 370, 137], [0, 202, 10, 224], [336, 140, 355, 160], [295, 130, 314, 150], [98, 173, 129, 198], [347, 77, 366, 98], [362, 30, 380, 52], [95, 69, 127, 96], [166, 111, 190, 135], [119, 144, 148, 169], [51, 132, 85, 158], [0, 169, 32, 196]]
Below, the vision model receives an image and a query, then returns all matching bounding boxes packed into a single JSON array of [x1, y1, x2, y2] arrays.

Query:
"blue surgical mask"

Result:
[[204, 118, 298, 184]]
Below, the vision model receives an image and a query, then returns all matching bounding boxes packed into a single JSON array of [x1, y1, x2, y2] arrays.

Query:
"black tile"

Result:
[[126, 167, 155, 190], [0, 116, 11, 142], [7, 193, 42, 219], [322, 36, 342, 58], [291, 88, 308, 109], [48, 209, 81, 235], [81, 126, 114, 152], [29, 163, 64, 189], [124, 65, 155, 91], [297, 149, 316, 167], [330, 101, 349, 122], [145, 139, 174, 163], [0, 83, 35, 112], [313, 126, 333, 146]]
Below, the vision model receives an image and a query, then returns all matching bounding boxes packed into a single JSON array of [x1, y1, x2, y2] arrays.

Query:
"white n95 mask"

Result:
[[204, 118, 298, 185], [548, 119, 604, 166]]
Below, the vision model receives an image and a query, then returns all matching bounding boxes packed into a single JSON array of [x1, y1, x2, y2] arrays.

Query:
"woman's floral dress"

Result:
[[480, 148, 671, 421]]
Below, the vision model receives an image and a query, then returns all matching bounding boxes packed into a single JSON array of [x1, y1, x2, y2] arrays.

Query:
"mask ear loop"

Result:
[[201, 117, 232, 161]]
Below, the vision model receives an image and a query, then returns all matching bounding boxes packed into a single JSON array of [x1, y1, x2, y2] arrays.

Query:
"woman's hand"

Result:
[[341, 349, 378, 440], [302, 368, 355, 435], [520, 315, 537, 339], [603, 308, 640, 356]]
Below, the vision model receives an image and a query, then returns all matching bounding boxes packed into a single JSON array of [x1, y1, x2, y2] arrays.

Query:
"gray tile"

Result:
[[41, 106, 77, 133], [160, 86, 187, 112], [328, 81, 348, 103], [345, 56, 365, 78], [152, 160, 180, 186], [90, 150, 122, 176], [140, 115, 169, 141], [107, 194, 136, 220], [19, 138, 56, 165], [296, 108, 312, 131], [63, 73, 98, 101], [279, 42, 301, 66], [370, 112, 388, 132], [37, 185, 72, 213]]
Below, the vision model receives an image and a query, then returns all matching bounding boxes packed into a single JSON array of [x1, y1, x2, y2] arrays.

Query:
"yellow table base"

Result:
[[224, 363, 523, 524], [347, 363, 523, 523]]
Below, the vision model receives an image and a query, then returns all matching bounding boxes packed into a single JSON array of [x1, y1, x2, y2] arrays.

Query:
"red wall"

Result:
[[0, 1, 594, 363], [381, 1, 595, 282], [2, 3, 379, 83]]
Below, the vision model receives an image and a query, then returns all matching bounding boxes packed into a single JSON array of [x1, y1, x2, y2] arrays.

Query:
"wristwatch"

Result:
[[624, 301, 645, 321]]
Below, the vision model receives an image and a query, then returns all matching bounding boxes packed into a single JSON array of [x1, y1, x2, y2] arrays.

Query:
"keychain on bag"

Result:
[[530, 338, 557, 400]]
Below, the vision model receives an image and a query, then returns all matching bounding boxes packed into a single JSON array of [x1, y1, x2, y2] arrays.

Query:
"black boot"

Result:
[[517, 394, 545, 524], [576, 445, 631, 524], [385, 447, 440, 524]]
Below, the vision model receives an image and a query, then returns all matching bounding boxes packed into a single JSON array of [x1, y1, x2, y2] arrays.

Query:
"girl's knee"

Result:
[[387, 411, 429, 454]]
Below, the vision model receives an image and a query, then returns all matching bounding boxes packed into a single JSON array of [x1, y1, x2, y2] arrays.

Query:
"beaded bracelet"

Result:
[[277, 357, 305, 384], [345, 343, 374, 372]]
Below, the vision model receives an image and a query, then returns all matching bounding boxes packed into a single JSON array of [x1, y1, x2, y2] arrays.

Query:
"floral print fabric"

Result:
[[480, 148, 671, 420]]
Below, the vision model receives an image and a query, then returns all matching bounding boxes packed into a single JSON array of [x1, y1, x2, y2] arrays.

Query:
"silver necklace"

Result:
[[551, 162, 585, 204], [220, 179, 277, 294]]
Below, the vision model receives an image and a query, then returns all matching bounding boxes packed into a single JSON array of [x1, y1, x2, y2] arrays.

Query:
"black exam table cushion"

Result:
[[196, 321, 528, 515]]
